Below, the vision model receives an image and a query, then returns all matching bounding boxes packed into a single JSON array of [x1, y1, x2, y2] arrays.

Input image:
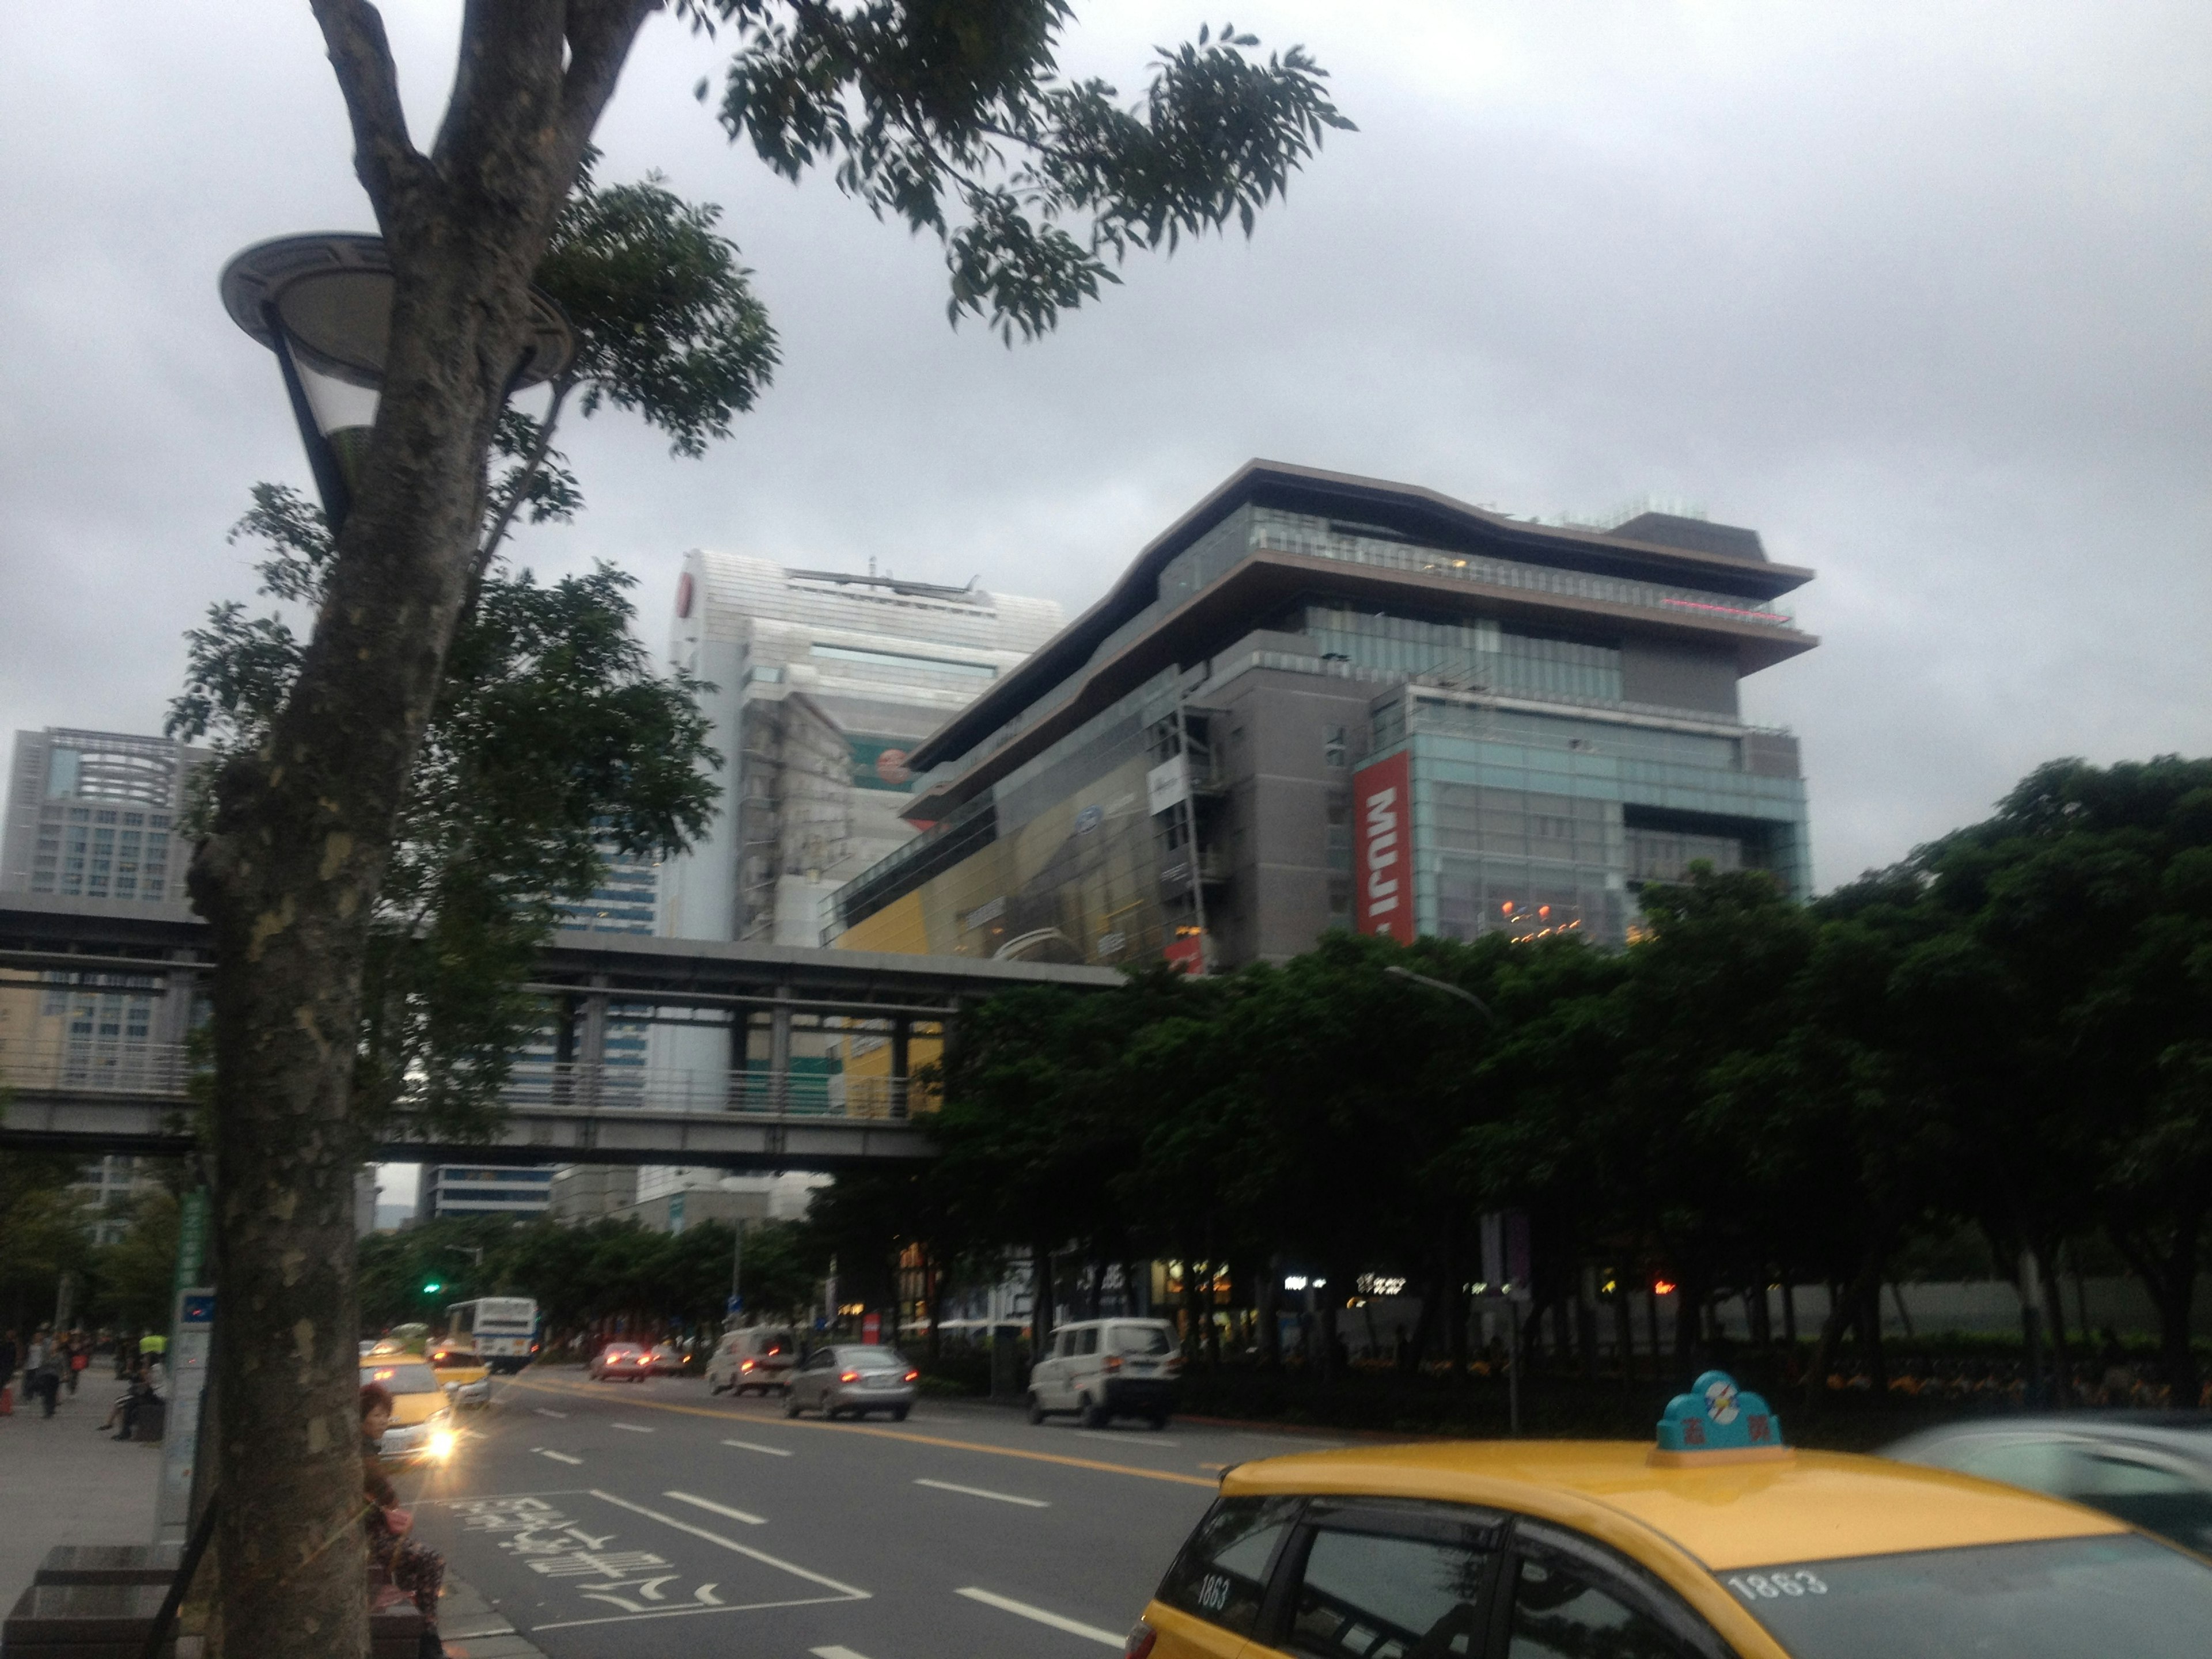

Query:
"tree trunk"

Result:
[[1258, 1255, 1282, 1370], [1031, 1242, 1055, 1359], [187, 10, 655, 1654]]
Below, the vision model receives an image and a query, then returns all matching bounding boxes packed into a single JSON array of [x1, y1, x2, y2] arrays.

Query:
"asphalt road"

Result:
[[391, 1365, 1343, 1658]]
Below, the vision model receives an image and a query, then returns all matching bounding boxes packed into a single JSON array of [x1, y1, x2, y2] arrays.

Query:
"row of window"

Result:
[[1160, 1493, 1707, 1658], [39, 806, 173, 827]]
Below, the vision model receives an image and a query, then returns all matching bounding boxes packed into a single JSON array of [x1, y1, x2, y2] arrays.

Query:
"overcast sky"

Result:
[[5, 2, 2209, 897]]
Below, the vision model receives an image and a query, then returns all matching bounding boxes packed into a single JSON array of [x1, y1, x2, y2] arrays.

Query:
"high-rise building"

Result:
[[661, 553, 1064, 947], [3, 728, 207, 903], [826, 461, 1816, 968], [414, 1164, 555, 1220], [639, 554, 1063, 1215], [3, 728, 211, 1237]]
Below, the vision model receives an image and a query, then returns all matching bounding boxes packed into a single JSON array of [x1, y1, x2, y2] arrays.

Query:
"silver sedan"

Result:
[[783, 1344, 918, 1421]]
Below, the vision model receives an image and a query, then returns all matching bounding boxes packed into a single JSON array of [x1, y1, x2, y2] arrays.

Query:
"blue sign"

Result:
[[726, 1294, 744, 1315], [1655, 1370, 1786, 1457], [180, 1293, 215, 1327]]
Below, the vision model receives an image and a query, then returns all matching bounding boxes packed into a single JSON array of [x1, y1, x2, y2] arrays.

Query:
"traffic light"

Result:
[[422, 1280, 442, 1294]]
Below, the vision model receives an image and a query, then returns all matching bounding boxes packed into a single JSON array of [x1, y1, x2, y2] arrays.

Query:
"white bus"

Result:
[[446, 1297, 540, 1373]]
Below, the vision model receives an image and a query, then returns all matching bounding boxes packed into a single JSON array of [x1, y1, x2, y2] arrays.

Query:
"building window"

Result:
[[1324, 725, 1348, 769], [1325, 794, 1353, 871]]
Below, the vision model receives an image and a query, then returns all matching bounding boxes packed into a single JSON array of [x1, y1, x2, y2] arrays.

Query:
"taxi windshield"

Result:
[[362, 1363, 438, 1394], [1720, 1534, 2212, 1658]]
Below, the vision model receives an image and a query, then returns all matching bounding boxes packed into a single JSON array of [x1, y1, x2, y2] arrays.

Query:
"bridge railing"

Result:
[[0, 1037, 195, 1097], [0, 1039, 937, 1122]]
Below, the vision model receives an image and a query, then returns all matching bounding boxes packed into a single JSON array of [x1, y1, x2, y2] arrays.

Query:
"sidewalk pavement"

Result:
[[0, 1368, 543, 1658], [0, 1362, 162, 1613]]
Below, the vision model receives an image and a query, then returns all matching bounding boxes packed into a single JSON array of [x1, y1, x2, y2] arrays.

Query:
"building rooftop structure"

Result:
[[828, 461, 1817, 970]]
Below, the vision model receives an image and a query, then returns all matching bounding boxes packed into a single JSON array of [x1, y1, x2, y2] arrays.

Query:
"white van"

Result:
[[1025, 1318, 1181, 1429], [706, 1326, 798, 1395]]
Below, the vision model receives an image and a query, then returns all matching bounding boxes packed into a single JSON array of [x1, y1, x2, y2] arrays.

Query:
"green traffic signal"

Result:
[[422, 1280, 442, 1294]]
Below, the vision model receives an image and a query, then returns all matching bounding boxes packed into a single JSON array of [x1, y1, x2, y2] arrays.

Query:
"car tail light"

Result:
[[904, 1370, 919, 1381], [1124, 1620, 1157, 1658], [840, 1370, 860, 1383], [741, 1359, 755, 1372], [1104, 1354, 1122, 1372]]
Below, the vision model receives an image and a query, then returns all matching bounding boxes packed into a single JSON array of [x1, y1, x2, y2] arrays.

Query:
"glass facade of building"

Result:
[[827, 465, 1817, 967]]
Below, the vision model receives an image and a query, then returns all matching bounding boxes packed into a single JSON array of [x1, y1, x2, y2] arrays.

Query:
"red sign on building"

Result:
[[1353, 749, 1414, 942]]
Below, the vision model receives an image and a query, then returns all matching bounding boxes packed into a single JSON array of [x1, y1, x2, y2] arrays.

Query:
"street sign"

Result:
[[726, 1294, 744, 1316], [157, 1286, 214, 1540]]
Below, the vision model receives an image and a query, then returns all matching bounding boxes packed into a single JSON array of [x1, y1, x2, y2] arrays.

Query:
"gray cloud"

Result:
[[3, 2, 2207, 891]]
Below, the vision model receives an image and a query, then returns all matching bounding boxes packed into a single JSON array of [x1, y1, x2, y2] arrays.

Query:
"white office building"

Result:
[[642, 554, 1062, 1211]]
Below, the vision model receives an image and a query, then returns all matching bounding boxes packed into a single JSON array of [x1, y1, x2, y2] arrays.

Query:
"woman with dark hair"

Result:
[[360, 1381, 447, 1658]]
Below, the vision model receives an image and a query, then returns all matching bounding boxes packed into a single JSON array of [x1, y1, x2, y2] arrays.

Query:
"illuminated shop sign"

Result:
[[1353, 749, 1414, 943]]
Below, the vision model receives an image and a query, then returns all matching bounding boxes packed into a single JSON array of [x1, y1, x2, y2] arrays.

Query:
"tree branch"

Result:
[[307, 0, 423, 219], [557, 2, 662, 174], [473, 378, 573, 586]]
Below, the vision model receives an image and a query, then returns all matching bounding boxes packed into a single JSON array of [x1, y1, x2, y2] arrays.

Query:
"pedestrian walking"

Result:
[[361, 1382, 448, 1658], [25, 1329, 62, 1418], [66, 1333, 88, 1393]]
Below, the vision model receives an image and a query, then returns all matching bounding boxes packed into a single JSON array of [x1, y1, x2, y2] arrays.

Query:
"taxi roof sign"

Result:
[[1650, 1369, 1791, 1468]]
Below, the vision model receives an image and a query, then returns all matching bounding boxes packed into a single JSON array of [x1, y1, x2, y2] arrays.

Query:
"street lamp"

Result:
[[218, 233, 574, 529], [1382, 964, 1498, 1025]]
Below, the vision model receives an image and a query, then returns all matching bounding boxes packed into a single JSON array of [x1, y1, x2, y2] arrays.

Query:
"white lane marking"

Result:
[[915, 1478, 1050, 1509], [535, 1449, 584, 1465], [721, 1438, 794, 1457], [812, 1649, 874, 1659], [533, 1407, 569, 1419], [532, 1593, 853, 1633], [955, 1587, 1121, 1647], [663, 1490, 766, 1526], [611, 1422, 655, 1434], [588, 1490, 870, 1599], [1074, 1430, 1179, 1446]]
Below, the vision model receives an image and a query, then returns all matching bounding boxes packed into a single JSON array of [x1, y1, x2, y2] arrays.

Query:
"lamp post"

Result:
[[218, 233, 573, 530]]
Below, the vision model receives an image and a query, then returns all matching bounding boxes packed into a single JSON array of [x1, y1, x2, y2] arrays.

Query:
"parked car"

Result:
[[587, 1342, 654, 1382], [783, 1344, 918, 1421], [707, 1326, 798, 1396], [1884, 1415, 2212, 1554], [1027, 1317, 1181, 1429]]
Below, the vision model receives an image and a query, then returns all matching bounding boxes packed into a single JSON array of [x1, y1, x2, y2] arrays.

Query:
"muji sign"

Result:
[[1353, 749, 1414, 942]]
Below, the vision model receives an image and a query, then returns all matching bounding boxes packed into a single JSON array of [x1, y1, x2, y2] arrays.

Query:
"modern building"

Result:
[[3, 728, 213, 1236], [546, 1164, 639, 1224], [638, 554, 1063, 1216], [414, 1164, 555, 1220], [826, 461, 1816, 968], [661, 552, 1065, 947], [2, 728, 208, 904]]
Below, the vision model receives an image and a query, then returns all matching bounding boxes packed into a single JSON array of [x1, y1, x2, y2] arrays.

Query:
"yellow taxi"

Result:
[[1128, 1371, 2212, 1658], [427, 1338, 493, 1408], [360, 1358, 458, 1465]]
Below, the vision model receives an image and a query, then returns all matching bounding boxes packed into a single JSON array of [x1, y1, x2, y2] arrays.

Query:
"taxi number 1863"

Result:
[[1725, 1570, 1828, 1603]]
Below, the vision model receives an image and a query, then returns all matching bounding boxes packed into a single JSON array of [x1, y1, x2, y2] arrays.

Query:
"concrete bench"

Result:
[[2, 1582, 177, 1658], [32, 1546, 183, 1588], [7, 1563, 419, 1659]]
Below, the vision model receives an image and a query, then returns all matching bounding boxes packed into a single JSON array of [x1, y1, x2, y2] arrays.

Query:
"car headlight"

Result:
[[427, 1429, 457, 1460]]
